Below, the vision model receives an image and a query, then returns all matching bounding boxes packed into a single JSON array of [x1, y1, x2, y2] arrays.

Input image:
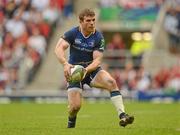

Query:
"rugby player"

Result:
[[55, 8, 134, 128]]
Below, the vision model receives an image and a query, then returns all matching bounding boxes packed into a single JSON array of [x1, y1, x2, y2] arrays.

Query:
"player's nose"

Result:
[[90, 20, 94, 24], [90, 22, 94, 27]]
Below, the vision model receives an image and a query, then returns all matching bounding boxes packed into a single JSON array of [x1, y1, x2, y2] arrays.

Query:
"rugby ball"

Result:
[[69, 65, 85, 83]]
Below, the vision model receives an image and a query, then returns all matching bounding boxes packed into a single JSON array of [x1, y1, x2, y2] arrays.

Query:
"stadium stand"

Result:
[[0, 0, 179, 102], [143, 0, 179, 75], [99, 0, 180, 99]]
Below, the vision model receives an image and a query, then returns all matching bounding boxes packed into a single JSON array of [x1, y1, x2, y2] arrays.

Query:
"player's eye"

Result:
[[86, 19, 95, 22]]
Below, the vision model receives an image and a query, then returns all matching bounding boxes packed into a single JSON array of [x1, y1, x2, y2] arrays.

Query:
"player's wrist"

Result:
[[85, 67, 89, 73], [62, 61, 68, 66]]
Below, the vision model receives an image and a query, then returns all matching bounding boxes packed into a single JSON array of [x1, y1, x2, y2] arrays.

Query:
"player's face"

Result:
[[81, 16, 95, 34]]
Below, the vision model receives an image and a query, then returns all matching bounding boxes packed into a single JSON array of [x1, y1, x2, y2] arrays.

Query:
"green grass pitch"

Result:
[[0, 101, 179, 135]]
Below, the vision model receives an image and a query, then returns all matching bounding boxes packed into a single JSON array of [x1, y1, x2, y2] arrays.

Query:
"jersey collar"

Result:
[[79, 26, 95, 38]]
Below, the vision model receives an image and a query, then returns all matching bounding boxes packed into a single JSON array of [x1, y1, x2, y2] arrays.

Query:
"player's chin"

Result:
[[88, 27, 94, 32], [88, 30, 94, 34]]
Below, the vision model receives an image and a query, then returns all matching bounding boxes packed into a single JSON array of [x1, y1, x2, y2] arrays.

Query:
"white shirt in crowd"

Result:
[[5, 17, 26, 38], [28, 35, 47, 56]]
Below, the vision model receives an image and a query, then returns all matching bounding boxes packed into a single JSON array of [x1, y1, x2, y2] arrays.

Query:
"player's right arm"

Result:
[[54, 38, 73, 81]]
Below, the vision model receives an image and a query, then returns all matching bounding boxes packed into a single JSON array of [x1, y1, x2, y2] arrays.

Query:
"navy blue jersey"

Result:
[[62, 26, 105, 66]]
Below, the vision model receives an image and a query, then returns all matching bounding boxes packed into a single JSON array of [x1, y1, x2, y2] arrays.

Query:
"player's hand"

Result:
[[63, 62, 73, 81]]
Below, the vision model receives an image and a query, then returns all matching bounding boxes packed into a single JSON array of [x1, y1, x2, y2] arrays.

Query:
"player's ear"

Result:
[[79, 19, 83, 23], [79, 17, 85, 23]]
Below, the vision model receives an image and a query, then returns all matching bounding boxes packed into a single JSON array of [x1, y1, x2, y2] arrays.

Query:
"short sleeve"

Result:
[[94, 32, 105, 52], [61, 29, 75, 45]]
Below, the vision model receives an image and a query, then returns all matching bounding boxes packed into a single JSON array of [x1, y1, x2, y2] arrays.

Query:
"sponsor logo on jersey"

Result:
[[75, 38, 82, 44]]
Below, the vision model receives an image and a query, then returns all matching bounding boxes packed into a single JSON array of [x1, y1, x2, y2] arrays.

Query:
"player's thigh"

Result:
[[68, 89, 82, 108], [90, 70, 118, 90]]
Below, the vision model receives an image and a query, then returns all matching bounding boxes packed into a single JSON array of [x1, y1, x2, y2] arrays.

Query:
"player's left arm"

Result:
[[85, 32, 105, 74], [85, 50, 103, 73]]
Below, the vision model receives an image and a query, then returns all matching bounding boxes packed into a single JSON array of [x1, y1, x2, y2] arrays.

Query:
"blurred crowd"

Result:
[[104, 33, 179, 92], [0, 0, 74, 92], [110, 62, 180, 92]]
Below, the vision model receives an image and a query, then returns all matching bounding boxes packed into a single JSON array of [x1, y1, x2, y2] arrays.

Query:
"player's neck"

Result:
[[82, 32, 92, 38], [79, 26, 94, 38]]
